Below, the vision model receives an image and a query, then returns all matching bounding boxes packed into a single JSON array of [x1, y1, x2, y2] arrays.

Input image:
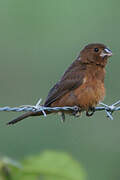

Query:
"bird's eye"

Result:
[[94, 48, 99, 52]]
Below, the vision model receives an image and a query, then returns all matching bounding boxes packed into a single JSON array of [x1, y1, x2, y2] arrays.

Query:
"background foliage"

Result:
[[0, 0, 120, 180], [0, 151, 86, 180]]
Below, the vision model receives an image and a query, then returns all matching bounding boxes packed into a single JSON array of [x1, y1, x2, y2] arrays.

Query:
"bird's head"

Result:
[[80, 43, 112, 67]]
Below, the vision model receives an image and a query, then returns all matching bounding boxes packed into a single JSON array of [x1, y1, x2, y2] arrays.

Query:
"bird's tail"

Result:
[[7, 109, 69, 125], [7, 111, 45, 125]]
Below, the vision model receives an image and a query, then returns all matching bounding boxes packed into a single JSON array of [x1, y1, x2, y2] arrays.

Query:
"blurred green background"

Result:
[[0, 0, 120, 179]]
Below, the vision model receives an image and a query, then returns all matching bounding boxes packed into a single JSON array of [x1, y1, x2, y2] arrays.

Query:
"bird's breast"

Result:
[[51, 67, 106, 110], [74, 75, 105, 110]]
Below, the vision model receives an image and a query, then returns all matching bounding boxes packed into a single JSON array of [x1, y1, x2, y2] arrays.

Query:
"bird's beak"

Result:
[[100, 48, 112, 57]]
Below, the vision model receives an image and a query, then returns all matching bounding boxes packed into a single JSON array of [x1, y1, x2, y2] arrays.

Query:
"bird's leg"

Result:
[[86, 107, 95, 116], [72, 106, 82, 117], [58, 111, 65, 122]]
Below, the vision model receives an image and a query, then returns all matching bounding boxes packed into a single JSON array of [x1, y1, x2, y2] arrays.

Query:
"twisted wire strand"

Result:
[[1, 99, 120, 120]]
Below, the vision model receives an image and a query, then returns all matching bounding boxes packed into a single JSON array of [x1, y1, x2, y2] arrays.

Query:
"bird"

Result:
[[7, 43, 112, 125]]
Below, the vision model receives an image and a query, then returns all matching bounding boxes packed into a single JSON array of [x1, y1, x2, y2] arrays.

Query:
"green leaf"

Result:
[[0, 157, 22, 180], [0, 151, 87, 180], [22, 151, 86, 180]]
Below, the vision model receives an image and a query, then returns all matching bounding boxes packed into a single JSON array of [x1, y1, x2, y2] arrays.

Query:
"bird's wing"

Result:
[[44, 60, 86, 107]]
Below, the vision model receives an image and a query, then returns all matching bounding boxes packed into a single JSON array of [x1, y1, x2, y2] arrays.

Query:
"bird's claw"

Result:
[[72, 106, 82, 117], [86, 107, 95, 117]]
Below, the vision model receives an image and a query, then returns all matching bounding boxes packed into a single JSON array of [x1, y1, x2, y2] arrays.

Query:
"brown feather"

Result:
[[44, 60, 85, 107]]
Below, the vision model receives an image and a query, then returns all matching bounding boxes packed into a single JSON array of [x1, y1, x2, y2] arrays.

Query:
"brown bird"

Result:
[[7, 43, 112, 125]]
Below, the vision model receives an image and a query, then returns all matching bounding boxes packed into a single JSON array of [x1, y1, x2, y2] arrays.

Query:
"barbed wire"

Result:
[[1, 99, 120, 121]]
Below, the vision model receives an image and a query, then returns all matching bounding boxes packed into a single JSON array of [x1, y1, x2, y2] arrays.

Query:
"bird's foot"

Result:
[[86, 107, 95, 116], [72, 106, 82, 117], [58, 112, 65, 122]]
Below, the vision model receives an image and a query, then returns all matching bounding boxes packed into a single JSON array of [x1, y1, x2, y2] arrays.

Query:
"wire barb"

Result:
[[0, 99, 120, 120]]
